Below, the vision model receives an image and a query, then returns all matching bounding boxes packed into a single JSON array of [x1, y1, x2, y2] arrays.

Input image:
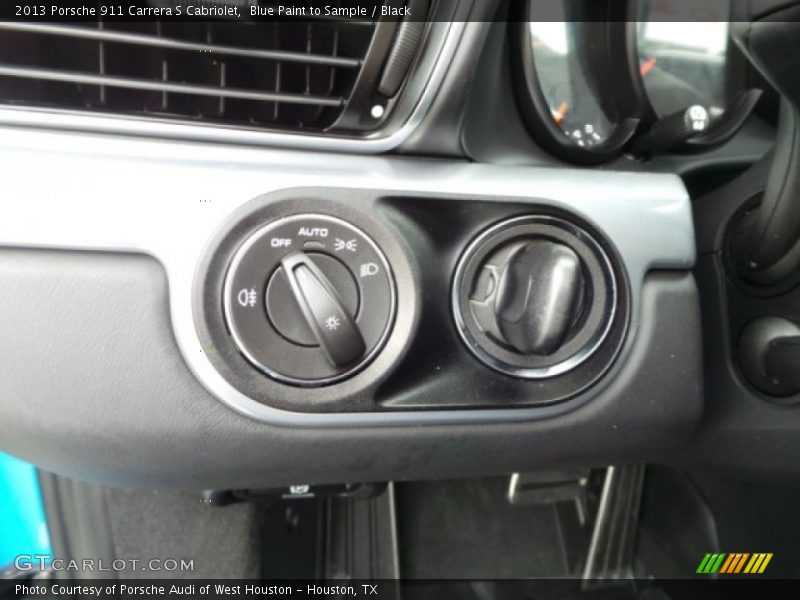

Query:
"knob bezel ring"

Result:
[[223, 213, 397, 387], [452, 214, 620, 380]]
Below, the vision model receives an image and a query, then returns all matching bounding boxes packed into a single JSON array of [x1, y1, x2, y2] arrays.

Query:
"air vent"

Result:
[[0, 17, 402, 132]]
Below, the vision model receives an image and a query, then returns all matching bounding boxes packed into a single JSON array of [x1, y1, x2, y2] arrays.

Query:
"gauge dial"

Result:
[[514, 0, 641, 164], [528, 22, 614, 148], [636, 0, 730, 119]]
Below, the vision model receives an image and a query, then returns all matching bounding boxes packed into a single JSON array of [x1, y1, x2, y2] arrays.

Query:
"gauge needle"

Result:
[[640, 57, 657, 76], [553, 101, 568, 124]]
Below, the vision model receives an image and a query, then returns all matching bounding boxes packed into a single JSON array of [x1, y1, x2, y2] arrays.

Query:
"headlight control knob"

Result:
[[224, 214, 395, 386], [453, 216, 618, 379]]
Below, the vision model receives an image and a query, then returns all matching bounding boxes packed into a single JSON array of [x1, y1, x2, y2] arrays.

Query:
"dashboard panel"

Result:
[[0, 123, 701, 487]]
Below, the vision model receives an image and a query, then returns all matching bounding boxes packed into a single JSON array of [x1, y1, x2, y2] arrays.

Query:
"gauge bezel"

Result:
[[511, 1, 644, 164]]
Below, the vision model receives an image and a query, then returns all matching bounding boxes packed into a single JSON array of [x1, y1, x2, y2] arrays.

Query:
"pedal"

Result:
[[582, 465, 646, 585], [508, 469, 590, 515], [507, 466, 647, 584]]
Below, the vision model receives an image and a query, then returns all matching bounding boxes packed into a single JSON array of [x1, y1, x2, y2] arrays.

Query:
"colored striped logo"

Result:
[[696, 553, 773, 574]]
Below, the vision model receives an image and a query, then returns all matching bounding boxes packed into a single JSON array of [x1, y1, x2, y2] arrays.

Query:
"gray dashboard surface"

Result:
[[0, 126, 694, 427], [0, 126, 701, 486], [0, 249, 700, 489]]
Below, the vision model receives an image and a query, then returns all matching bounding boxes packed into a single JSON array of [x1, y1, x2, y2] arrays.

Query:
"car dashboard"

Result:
[[0, 0, 794, 497]]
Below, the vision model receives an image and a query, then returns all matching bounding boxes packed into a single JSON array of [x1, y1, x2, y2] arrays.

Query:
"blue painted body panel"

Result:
[[0, 453, 51, 569]]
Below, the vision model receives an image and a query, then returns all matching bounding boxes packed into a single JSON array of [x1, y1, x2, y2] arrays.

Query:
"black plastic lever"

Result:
[[629, 105, 711, 157], [732, 6, 800, 284]]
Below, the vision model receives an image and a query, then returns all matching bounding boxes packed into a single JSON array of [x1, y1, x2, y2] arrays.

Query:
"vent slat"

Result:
[[0, 65, 344, 107], [0, 22, 362, 68]]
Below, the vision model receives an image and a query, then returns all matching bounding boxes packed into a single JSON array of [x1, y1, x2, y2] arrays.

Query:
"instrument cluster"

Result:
[[513, 0, 756, 164]]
